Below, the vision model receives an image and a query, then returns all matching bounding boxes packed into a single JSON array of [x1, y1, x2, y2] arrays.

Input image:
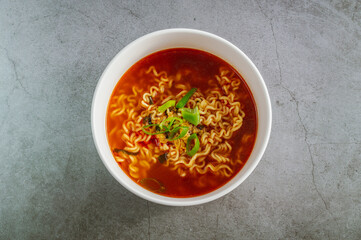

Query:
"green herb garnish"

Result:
[[176, 88, 197, 108], [159, 117, 183, 132], [168, 126, 189, 141], [180, 106, 200, 126], [186, 133, 200, 157], [143, 88, 202, 154], [158, 100, 176, 113], [142, 124, 167, 135]]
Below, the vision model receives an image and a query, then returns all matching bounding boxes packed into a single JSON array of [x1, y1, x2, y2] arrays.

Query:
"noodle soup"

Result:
[[106, 48, 257, 197]]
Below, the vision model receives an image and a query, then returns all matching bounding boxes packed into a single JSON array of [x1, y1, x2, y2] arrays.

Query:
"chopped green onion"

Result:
[[159, 117, 183, 132], [149, 96, 154, 105], [176, 88, 197, 108], [142, 124, 167, 135], [171, 118, 183, 129], [158, 100, 176, 113], [168, 126, 189, 141], [186, 133, 200, 157], [180, 106, 200, 126]]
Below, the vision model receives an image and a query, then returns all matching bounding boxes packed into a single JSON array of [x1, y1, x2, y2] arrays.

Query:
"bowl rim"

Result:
[[91, 28, 272, 206]]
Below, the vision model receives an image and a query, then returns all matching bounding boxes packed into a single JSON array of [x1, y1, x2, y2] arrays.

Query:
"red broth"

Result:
[[106, 48, 257, 197]]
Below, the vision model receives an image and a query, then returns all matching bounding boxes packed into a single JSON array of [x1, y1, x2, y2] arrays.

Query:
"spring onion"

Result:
[[180, 106, 200, 126], [176, 88, 197, 108], [158, 100, 176, 113], [142, 124, 167, 135], [186, 133, 200, 157], [168, 126, 189, 141], [159, 117, 183, 131]]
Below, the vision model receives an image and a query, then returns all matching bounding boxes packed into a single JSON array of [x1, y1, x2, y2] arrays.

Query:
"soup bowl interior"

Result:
[[91, 29, 271, 206]]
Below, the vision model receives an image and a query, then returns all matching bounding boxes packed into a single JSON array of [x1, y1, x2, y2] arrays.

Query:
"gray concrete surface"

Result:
[[0, 0, 360, 239]]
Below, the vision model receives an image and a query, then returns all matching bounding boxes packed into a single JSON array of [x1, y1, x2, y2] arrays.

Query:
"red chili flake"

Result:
[[150, 136, 160, 147], [138, 141, 148, 148]]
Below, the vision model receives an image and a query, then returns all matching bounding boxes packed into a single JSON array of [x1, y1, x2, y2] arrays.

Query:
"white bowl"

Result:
[[91, 28, 272, 206]]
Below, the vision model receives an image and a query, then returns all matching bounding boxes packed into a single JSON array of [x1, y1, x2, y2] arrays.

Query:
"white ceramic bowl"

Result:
[[91, 28, 271, 206]]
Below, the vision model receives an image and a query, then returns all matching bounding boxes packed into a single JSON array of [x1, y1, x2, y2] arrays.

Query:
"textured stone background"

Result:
[[0, 0, 360, 239]]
